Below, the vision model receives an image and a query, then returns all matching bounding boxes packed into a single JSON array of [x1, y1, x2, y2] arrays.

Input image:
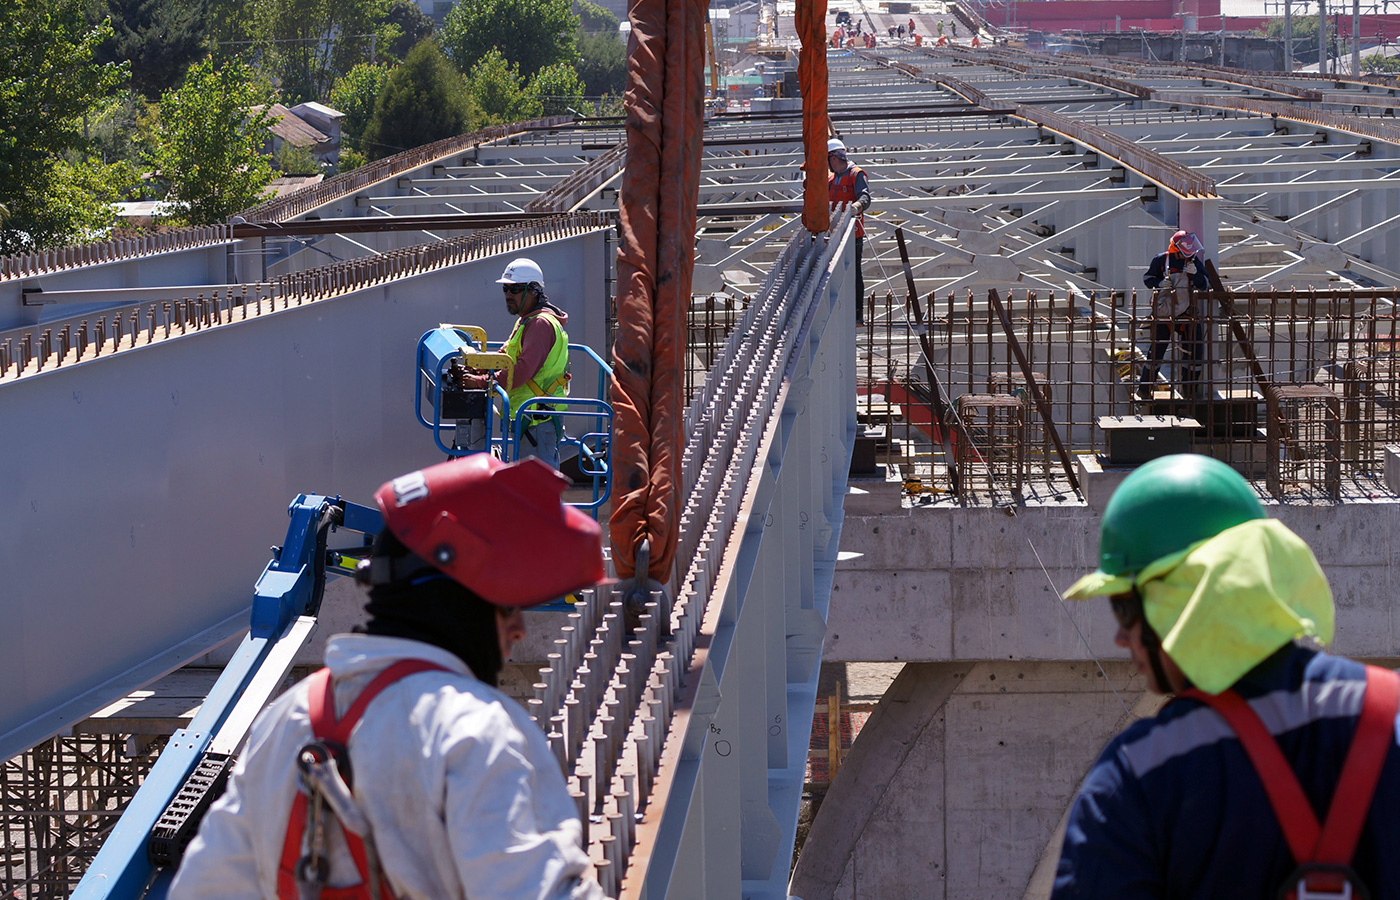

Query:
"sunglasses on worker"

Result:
[[502, 284, 527, 295]]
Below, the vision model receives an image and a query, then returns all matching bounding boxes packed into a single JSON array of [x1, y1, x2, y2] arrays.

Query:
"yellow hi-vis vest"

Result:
[[502, 308, 569, 420]]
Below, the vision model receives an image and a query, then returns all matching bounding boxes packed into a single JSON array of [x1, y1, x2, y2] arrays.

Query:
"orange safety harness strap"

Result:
[[1179, 666, 1398, 868], [797, 0, 829, 234], [276, 660, 451, 900], [609, 0, 708, 582]]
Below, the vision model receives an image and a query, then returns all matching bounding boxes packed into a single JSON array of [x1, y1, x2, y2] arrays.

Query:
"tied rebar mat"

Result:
[[2, 735, 166, 900], [853, 285, 1400, 503]]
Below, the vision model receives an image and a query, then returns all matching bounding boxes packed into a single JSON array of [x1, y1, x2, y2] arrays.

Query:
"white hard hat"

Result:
[[496, 257, 545, 289], [827, 138, 847, 156]]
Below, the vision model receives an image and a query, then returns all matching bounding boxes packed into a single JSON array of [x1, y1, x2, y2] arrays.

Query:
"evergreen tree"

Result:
[[385, 0, 434, 60], [329, 62, 393, 158], [93, 0, 209, 99], [362, 39, 472, 159], [440, 0, 578, 79], [147, 57, 277, 223], [577, 30, 626, 97]]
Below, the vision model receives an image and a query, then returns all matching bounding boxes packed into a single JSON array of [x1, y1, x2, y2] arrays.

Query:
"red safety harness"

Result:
[[829, 165, 866, 237], [276, 660, 449, 900], [1180, 666, 1399, 900]]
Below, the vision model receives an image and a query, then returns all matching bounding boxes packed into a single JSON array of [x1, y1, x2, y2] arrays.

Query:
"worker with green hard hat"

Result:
[[1053, 453, 1400, 900]]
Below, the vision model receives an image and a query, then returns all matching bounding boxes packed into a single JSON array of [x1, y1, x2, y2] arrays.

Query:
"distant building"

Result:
[[254, 102, 345, 172]]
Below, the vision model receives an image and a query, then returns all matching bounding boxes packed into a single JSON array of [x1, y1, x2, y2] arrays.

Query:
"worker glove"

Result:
[[1184, 260, 1198, 275], [457, 370, 490, 390]]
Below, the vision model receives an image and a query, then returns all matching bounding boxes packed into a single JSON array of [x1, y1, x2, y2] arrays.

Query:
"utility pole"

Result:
[[1352, 0, 1361, 75], [1284, 0, 1294, 70], [1319, 0, 1328, 75]]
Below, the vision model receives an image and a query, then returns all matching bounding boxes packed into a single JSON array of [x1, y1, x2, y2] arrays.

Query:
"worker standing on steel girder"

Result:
[[1138, 230, 1209, 401], [169, 456, 606, 900], [1054, 454, 1400, 900], [460, 258, 570, 468], [826, 138, 872, 323]]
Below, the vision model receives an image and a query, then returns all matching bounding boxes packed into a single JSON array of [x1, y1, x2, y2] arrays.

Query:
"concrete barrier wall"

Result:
[[0, 231, 607, 759], [828, 479, 1400, 664], [796, 472, 1400, 900]]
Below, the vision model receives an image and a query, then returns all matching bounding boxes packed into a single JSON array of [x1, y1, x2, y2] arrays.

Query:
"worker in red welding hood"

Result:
[[169, 455, 607, 900], [827, 138, 872, 324], [1138, 230, 1209, 400], [1054, 454, 1400, 900]]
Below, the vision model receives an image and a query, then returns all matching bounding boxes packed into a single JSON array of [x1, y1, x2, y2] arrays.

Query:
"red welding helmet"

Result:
[[372, 455, 605, 607], [1170, 230, 1203, 257]]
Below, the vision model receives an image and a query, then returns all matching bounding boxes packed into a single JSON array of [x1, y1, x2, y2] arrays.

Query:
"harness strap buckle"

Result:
[[1286, 863, 1365, 900]]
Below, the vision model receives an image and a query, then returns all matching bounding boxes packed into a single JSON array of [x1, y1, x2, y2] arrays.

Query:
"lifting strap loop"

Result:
[[1180, 666, 1399, 868]]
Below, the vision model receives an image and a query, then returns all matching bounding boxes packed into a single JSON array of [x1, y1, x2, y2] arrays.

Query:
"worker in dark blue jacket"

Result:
[[1054, 454, 1400, 900], [1138, 230, 1209, 400]]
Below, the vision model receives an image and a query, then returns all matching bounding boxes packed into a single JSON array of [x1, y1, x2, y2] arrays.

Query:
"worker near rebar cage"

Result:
[[827, 138, 872, 324], [169, 455, 607, 900], [458, 257, 571, 468], [1053, 453, 1400, 900], [1138, 230, 1209, 400]]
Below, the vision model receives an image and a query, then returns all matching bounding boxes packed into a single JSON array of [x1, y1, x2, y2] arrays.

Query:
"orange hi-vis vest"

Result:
[[829, 165, 867, 237]]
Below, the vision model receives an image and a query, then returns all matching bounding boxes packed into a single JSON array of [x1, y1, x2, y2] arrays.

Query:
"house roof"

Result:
[[291, 101, 345, 121], [255, 104, 330, 148]]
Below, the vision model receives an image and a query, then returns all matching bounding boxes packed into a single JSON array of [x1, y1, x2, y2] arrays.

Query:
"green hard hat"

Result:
[[1065, 454, 1264, 598]]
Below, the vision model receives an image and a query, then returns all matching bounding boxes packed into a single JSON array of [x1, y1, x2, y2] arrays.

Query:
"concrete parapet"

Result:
[[831, 498, 1400, 665]]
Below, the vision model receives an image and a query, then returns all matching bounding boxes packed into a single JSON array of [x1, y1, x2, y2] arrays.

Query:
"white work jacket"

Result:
[[169, 634, 601, 900]]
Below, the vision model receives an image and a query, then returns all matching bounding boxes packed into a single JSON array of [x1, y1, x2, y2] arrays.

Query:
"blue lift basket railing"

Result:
[[414, 325, 613, 514]]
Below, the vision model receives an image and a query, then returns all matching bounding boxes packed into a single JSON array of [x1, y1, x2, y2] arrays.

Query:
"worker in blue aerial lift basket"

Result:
[[1053, 453, 1400, 900], [169, 455, 606, 900], [456, 258, 570, 468]]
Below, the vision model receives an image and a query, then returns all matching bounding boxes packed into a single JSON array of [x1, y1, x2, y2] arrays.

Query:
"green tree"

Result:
[[329, 62, 393, 157], [441, 0, 578, 79], [362, 39, 472, 159], [465, 48, 541, 124], [1259, 15, 1332, 66], [92, 0, 209, 99], [529, 62, 585, 116], [256, 0, 392, 103], [0, 0, 129, 252], [577, 30, 626, 97], [275, 141, 323, 175], [49, 157, 142, 234], [385, 0, 434, 59], [203, 0, 258, 58], [86, 90, 159, 169], [575, 0, 617, 32], [148, 57, 277, 223], [1362, 53, 1400, 77]]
